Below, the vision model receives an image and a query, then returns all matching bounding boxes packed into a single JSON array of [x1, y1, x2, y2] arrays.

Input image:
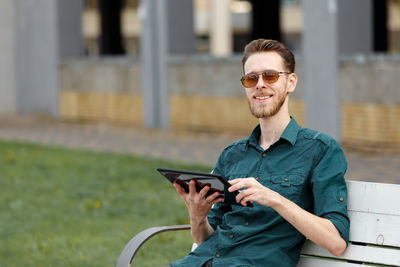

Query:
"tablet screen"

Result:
[[157, 168, 228, 197], [157, 168, 253, 207]]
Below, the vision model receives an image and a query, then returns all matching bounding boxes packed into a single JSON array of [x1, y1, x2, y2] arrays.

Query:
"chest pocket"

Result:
[[268, 174, 306, 201]]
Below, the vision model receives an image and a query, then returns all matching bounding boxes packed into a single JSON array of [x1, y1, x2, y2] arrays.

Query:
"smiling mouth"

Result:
[[255, 95, 272, 100]]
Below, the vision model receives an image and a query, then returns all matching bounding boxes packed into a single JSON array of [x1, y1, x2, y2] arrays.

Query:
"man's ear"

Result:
[[286, 73, 297, 94]]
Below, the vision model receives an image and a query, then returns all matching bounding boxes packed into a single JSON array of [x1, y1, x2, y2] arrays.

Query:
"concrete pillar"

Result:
[[209, 0, 233, 57], [0, 0, 83, 116], [302, 0, 340, 141], [168, 0, 196, 54], [15, 0, 59, 116], [139, 0, 169, 128], [58, 0, 85, 58], [338, 0, 373, 54], [0, 0, 17, 113]]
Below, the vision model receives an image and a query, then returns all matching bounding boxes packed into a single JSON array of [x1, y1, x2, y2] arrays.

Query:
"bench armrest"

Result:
[[116, 224, 191, 267]]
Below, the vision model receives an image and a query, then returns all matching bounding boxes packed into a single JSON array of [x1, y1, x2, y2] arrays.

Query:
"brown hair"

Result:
[[242, 39, 295, 73]]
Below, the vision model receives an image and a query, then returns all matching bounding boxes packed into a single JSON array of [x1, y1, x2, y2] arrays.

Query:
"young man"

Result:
[[171, 39, 349, 267]]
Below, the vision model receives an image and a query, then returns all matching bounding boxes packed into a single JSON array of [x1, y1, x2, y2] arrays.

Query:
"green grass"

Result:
[[0, 140, 212, 267]]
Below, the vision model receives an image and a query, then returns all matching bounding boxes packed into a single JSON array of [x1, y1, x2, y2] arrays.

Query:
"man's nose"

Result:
[[255, 74, 265, 89]]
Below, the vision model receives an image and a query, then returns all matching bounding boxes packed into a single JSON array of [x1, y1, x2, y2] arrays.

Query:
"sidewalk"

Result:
[[1, 114, 399, 184]]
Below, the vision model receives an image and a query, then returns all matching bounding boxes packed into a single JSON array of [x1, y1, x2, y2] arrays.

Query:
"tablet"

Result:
[[157, 168, 253, 207]]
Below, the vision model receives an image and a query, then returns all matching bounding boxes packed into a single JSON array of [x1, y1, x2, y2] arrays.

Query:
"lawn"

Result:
[[0, 140, 212, 267]]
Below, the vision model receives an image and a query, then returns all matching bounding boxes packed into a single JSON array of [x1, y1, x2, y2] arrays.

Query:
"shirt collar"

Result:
[[246, 117, 301, 149], [247, 124, 261, 149], [280, 117, 301, 146]]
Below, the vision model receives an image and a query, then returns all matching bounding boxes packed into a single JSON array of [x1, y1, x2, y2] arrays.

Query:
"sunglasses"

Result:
[[240, 70, 291, 88]]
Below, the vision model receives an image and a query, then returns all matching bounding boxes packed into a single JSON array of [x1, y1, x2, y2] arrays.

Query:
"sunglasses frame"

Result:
[[240, 70, 291, 88]]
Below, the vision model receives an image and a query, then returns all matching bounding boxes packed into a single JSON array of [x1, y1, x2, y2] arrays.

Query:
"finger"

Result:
[[229, 177, 259, 192], [210, 191, 221, 199], [235, 190, 244, 204], [228, 178, 243, 185], [228, 179, 248, 192], [212, 196, 224, 204], [235, 188, 255, 204], [230, 177, 257, 184], [205, 194, 223, 206], [241, 198, 251, 206], [188, 179, 197, 196], [237, 193, 253, 207], [173, 183, 187, 197], [198, 185, 211, 198], [241, 196, 255, 207], [207, 191, 222, 202]]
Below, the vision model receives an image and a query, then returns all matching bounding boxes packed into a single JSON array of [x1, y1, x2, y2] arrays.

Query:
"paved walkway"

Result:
[[0, 114, 399, 184]]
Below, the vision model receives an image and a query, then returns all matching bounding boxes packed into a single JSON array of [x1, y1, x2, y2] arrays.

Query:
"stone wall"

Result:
[[60, 55, 400, 151]]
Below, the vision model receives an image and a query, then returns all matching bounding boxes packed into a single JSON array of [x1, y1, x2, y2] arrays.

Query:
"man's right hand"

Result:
[[174, 179, 223, 222], [174, 179, 223, 244]]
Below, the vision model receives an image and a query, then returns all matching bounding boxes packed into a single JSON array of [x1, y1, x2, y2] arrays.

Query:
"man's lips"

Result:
[[255, 95, 271, 100], [254, 94, 273, 101]]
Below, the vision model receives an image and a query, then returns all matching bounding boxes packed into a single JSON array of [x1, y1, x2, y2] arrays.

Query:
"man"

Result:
[[170, 39, 349, 267]]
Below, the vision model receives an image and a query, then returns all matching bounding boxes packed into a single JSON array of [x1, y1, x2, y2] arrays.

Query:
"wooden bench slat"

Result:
[[301, 241, 400, 266], [347, 180, 400, 216], [298, 257, 363, 267], [347, 210, 400, 247]]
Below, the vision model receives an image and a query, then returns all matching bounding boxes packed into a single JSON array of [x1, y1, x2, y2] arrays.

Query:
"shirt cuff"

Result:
[[324, 212, 350, 244]]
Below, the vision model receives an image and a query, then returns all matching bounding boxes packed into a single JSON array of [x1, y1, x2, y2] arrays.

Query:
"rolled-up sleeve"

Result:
[[311, 139, 350, 243]]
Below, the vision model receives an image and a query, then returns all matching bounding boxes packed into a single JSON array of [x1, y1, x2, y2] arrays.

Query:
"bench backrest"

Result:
[[298, 180, 400, 266]]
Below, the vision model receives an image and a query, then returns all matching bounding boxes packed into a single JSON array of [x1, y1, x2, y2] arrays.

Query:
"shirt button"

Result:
[[255, 177, 259, 181], [284, 178, 289, 182], [216, 254, 221, 258], [262, 153, 266, 157], [339, 197, 344, 201], [244, 222, 249, 226], [229, 234, 234, 239]]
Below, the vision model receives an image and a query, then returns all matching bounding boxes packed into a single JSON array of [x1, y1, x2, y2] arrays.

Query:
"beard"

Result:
[[247, 90, 287, 119]]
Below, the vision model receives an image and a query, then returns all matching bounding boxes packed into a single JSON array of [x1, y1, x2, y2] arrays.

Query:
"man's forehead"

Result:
[[244, 52, 285, 73]]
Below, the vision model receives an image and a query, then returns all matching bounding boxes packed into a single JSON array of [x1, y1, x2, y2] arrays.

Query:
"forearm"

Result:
[[272, 195, 346, 256], [190, 217, 215, 245], [230, 175, 348, 256]]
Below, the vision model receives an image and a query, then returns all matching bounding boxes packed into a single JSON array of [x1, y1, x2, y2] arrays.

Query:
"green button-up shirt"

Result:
[[172, 118, 349, 267]]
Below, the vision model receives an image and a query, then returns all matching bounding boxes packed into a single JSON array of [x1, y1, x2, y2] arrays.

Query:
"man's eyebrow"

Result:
[[246, 69, 276, 74]]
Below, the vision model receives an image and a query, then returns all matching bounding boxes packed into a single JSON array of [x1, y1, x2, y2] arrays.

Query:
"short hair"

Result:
[[242, 39, 295, 73]]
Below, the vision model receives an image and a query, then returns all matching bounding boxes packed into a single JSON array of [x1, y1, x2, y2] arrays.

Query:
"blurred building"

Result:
[[2, 0, 400, 151], [82, 0, 400, 57]]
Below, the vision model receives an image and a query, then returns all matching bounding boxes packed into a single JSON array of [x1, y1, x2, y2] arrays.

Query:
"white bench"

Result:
[[116, 180, 400, 266]]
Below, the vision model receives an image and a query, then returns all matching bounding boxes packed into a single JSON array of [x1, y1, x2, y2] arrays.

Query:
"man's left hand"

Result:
[[228, 177, 281, 208]]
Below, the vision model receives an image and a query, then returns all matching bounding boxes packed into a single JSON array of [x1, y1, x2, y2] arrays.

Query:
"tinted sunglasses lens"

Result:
[[241, 74, 258, 87], [262, 70, 279, 83]]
